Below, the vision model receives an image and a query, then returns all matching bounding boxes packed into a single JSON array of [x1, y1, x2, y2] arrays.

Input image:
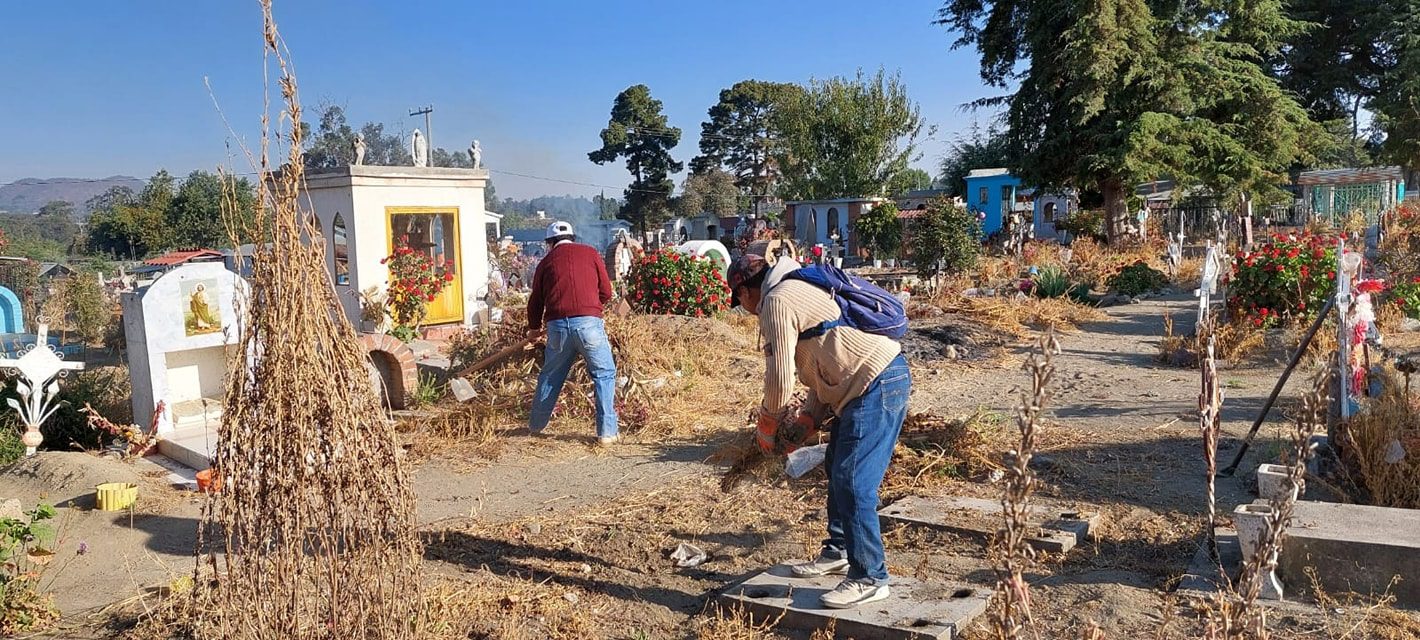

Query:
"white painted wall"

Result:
[[122, 262, 249, 434], [300, 166, 492, 327]]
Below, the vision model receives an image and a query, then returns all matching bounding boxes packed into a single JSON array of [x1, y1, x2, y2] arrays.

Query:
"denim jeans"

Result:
[[528, 316, 618, 438], [820, 354, 911, 585]]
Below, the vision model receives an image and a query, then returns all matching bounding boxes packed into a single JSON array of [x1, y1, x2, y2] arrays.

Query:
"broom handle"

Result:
[[1219, 294, 1335, 477]]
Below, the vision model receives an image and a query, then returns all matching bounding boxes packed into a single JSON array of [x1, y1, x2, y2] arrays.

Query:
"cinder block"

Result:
[[880, 496, 1101, 554], [717, 564, 992, 639]]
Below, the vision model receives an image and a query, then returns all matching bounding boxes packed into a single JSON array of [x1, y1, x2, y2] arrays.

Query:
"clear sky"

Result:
[[1, 0, 1001, 200]]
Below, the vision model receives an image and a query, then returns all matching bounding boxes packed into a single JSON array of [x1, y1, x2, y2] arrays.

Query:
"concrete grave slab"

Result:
[[1278, 500, 1420, 608], [1177, 527, 1242, 599], [717, 564, 992, 639], [880, 496, 1101, 553]]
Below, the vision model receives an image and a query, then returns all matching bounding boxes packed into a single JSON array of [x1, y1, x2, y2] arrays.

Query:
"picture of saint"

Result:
[[182, 279, 223, 337]]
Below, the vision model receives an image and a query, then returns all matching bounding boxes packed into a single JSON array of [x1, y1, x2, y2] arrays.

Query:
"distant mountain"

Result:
[[0, 176, 145, 215]]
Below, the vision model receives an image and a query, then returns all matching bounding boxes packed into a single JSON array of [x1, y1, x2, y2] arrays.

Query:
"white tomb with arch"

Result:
[[121, 262, 248, 470], [296, 165, 494, 331]]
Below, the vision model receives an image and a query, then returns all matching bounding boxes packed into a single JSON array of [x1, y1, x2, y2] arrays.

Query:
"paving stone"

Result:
[[880, 496, 1101, 553], [717, 564, 992, 639], [1177, 527, 1241, 599]]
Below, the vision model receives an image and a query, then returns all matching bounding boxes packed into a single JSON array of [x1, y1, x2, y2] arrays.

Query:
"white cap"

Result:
[[545, 221, 574, 240]]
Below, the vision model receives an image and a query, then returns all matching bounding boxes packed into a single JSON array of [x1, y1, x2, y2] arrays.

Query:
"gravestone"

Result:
[[121, 262, 249, 469]]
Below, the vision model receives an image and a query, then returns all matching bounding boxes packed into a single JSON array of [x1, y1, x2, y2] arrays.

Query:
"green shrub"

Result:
[[411, 373, 443, 408], [0, 428, 22, 467], [1225, 231, 1338, 327], [1391, 277, 1420, 319], [1057, 209, 1107, 243], [1030, 265, 1090, 301], [1, 502, 60, 636], [854, 202, 904, 260], [1107, 262, 1168, 296], [910, 198, 981, 278]]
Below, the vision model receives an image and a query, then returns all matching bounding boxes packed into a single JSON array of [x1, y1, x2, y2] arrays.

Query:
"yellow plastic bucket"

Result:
[[96, 482, 138, 511]]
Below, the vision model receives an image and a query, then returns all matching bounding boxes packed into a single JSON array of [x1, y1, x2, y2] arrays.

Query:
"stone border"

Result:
[[360, 333, 417, 410]]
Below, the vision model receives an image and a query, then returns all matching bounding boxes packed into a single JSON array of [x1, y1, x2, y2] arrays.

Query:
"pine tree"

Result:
[[589, 85, 683, 233]]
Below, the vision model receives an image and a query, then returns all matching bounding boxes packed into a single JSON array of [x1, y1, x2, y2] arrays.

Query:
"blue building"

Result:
[[963, 169, 1021, 236]]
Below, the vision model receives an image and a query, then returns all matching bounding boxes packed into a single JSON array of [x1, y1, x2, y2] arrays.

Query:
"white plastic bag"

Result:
[[785, 443, 829, 479]]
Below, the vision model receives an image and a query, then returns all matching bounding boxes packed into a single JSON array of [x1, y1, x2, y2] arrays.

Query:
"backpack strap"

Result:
[[798, 317, 843, 341]]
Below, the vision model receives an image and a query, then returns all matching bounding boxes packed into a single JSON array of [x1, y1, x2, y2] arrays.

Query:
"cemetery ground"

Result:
[[7, 292, 1420, 639]]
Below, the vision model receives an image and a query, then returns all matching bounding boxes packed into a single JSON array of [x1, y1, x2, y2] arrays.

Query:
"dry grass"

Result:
[[411, 310, 762, 460], [1156, 316, 1267, 368], [1337, 367, 1420, 509], [884, 411, 1006, 499], [932, 292, 1105, 337]]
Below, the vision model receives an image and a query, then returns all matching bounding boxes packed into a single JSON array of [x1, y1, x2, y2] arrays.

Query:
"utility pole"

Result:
[[410, 105, 433, 163]]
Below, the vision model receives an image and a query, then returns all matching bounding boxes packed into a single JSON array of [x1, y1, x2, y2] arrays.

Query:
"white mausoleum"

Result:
[[297, 165, 494, 329]]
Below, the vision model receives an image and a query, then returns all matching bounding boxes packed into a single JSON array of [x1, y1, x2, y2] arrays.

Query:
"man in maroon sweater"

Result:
[[526, 221, 619, 443]]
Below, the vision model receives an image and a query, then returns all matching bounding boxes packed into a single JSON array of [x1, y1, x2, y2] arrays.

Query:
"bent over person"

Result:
[[526, 221, 619, 444], [727, 254, 911, 609]]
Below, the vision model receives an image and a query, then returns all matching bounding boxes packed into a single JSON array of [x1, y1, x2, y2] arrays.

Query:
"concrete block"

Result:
[[880, 496, 1101, 554], [1233, 503, 1282, 600], [1279, 500, 1420, 608], [1255, 464, 1293, 502], [717, 564, 992, 639]]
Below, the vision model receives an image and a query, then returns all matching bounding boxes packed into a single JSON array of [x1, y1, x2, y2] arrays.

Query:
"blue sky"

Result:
[[1, 0, 1001, 200]]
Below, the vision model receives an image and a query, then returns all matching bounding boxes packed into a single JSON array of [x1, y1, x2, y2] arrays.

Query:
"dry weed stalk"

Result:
[[1199, 336, 1222, 563], [1201, 374, 1325, 640], [990, 331, 1059, 640], [188, 2, 422, 638]]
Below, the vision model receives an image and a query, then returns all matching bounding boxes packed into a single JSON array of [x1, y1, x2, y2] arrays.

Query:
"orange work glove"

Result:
[[755, 409, 780, 454], [777, 413, 819, 455]]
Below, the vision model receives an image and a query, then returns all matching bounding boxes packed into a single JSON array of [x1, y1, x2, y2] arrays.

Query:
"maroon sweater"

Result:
[[527, 241, 613, 330]]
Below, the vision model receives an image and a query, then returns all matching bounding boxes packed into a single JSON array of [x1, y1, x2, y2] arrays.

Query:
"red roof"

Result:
[[143, 249, 224, 267]]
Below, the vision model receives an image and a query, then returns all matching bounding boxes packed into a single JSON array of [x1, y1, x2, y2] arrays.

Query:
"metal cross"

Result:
[[1, 324, 86, 455]]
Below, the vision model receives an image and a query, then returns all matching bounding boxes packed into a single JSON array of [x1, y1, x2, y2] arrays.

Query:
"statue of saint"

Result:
[[470, 139, 482, 169], [352, 133, 366, 166], [411, 129, 428, 167]]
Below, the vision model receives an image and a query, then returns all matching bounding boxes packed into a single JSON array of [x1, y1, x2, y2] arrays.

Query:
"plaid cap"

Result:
[[727, 254, 768, 307]]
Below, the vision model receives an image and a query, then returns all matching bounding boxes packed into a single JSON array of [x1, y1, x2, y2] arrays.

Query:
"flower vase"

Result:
[[21, 426, 42, 456]]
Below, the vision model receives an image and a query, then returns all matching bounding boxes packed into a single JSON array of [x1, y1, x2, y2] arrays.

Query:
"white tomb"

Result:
[[297, 165, 494, 330], [122, 262, 249, 470]]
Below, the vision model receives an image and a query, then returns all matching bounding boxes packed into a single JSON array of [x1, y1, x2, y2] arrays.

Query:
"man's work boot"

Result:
[[789, 555, 849, 578], [819, 579, 890, 609]]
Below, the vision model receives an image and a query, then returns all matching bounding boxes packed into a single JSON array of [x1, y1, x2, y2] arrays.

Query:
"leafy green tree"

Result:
[[939, 0, 1319, 243], [675, 169, 742, 218], [938, 125, 1012, 197], [303, 106, 410, 168], [431, 147, 472, 168], [1275, 0, 1387, 163], [84, 185, 136, 216], [594, 192, 620, 220], [588, 84, 683, 233], [169, 170, 256, 248], [689, 80, 803, 208], [911, 197, 981, 279], [775, 69, 926, 201], [853, 202, 903, 261], [1374, 1, 1420, 170], [484, 179, 500, 213], [888, 168, 934, 195]]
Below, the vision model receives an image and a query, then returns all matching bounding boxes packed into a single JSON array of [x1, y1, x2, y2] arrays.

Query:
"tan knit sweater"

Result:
[[759, 266, 901, 419]]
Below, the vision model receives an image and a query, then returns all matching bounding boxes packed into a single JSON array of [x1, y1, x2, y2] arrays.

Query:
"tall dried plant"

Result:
[[1199, 336, 1222, 564], [190, 2, 422, 638], [1201, 374, 1325, 640], [990, 331, 1059, 640]]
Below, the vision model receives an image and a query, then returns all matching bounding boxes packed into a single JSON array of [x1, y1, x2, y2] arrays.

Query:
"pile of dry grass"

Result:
[[884, 411, 1004, 499], [939, 294, 1105, 337], [1156, 315, 1267, 367], [1338, 367, 1420, 509], [412, 309, 761, 457]]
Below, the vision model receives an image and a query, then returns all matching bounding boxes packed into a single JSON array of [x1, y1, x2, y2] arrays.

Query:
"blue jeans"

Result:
[[820, 355, 911, 585], [529, 316, 618, 437]]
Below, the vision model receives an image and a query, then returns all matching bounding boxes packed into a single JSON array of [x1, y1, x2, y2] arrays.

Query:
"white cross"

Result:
[[2, 324, 85, 455], [1195, 243, 1221, 333]]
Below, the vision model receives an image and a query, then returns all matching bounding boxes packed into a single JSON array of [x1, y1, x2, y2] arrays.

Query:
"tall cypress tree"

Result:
[[589, 85, 683, 234]]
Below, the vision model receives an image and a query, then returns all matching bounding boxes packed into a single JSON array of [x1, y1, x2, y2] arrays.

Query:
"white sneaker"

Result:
[[820, 579, 890, 609], [597, 435, 619, 445], [789, 556, 850, 578]]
